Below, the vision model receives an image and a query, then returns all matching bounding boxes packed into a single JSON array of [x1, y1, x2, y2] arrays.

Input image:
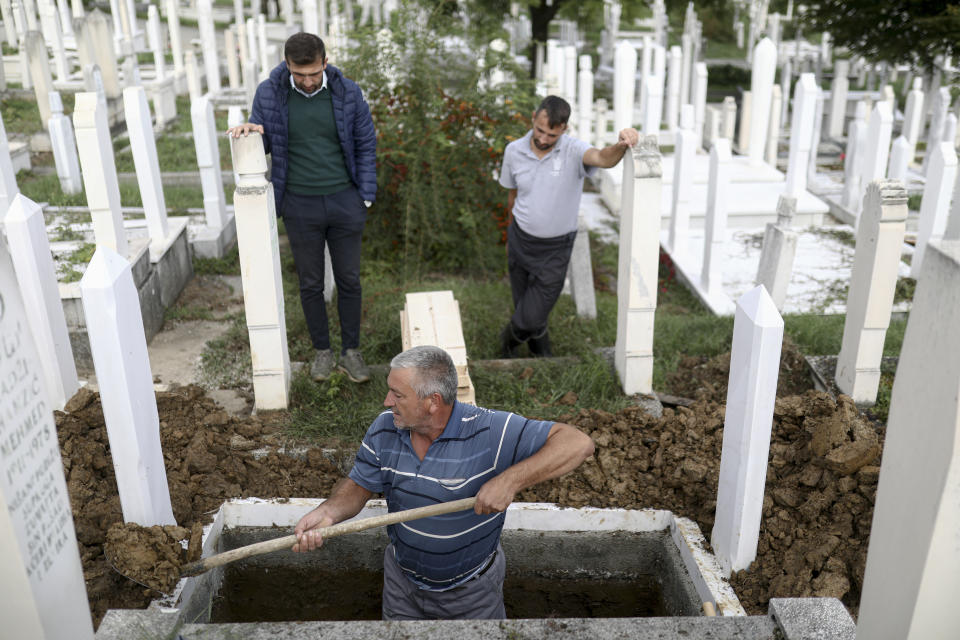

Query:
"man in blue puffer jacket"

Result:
[[228, 32, 377, 383]]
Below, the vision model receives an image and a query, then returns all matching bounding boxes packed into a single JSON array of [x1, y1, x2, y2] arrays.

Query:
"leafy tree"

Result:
[[799, 0, 960, 70], [467, 0, 650, 76]]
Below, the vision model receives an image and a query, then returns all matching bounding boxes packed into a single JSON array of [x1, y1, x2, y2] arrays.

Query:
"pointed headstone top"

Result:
[[80, 245, 130, 289], [4, 193, 42, 223], [753, 37, 776, 62], [871, 101, 893, 125], [737, 285, 784, 328]]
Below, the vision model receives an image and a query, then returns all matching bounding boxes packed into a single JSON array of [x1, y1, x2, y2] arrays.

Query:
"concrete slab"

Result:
[[660, 153, 786, 185], [597, 165, 829, 228], [661, 224, 913, 316], [769, 598, 856, 640], [103, 614, 781, 639], [92, 497, 856, 640], [57, 218, 193, 369]]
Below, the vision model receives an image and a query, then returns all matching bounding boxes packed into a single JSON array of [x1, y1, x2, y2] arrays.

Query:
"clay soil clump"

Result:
[[520, 390, 882, 617], [59, 385, 345, 625], [61, 352, 881, 626]]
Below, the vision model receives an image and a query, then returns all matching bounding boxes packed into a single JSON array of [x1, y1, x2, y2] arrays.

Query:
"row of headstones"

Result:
[[597, 36, 804, 161], [840, 89, 960, 280], [620, 91, 915, 408], [4, 0, 374, 135], [0, 80, 236, 433], [545, 2, 701, 144], [0, 80, 230, 252], [0, 128, 289, 636], [717, 180, 960, 637], [832, 60, 960, 158], [613, 132, 960, 636], [3, 127, 958, 636]]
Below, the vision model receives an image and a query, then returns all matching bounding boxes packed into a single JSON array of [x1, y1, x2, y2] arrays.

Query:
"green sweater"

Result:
[[286, 88, 352, 195]]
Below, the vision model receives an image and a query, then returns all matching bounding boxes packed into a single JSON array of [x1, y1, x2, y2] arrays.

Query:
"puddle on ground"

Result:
[[210, 565, 667, 622]]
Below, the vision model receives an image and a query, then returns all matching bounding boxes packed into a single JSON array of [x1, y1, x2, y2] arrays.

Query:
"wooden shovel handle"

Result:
[[180, 497, 478, 577]]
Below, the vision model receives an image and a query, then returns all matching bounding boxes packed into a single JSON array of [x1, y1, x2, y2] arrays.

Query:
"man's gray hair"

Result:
[[390, 346, 459, 405]]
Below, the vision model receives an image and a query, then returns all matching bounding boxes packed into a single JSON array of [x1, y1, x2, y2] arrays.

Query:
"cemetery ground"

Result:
[[0, 57, 910, 629], [59, 214, 904, 627]]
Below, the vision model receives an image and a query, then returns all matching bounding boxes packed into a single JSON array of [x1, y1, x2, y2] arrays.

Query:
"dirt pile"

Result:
[[666, 337, 814, 403], [104, 523, 203, 594], [61, 377, 881, 626], [58, 385, 345, 626], [520, 391, 883, 616]]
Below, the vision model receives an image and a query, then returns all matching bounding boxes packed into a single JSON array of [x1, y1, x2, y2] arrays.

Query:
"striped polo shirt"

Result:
[[348, 401, 553, 591]]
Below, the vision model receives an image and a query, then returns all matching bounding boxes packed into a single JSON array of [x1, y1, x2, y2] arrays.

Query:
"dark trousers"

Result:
[[507, 223, 577, 335], [281, 187, 366, 352]]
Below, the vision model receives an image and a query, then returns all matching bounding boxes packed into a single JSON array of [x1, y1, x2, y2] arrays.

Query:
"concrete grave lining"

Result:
[[95, 499, 856, 639]]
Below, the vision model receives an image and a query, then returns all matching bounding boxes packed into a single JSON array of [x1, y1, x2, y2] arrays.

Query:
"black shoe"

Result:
[[527, 328, 553, 357], [500, 323, 525, 358]]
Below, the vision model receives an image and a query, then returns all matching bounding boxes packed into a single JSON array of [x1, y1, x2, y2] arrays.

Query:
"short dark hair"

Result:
[[284, 32, 325, 65], [536, 95, 571, 128]]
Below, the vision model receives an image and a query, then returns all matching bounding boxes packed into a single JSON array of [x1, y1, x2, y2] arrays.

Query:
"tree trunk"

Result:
[[528, 0, 564, 78]]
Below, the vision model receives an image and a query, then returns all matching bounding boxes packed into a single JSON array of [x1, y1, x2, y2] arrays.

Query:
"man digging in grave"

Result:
[[292, 345, 595, 620], [498, 95, 639, 357], [228, 32, 377, 383]]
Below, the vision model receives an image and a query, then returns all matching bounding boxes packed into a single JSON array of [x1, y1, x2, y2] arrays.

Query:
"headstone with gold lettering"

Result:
[[0, 236, 94, 639]]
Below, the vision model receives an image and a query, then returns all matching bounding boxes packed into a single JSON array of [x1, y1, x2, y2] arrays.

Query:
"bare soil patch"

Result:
[[61, 348, 879, 627]]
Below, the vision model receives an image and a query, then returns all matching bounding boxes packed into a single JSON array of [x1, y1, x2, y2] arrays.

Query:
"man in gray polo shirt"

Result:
[[292, 345, 595, 619], [498, 95, 639, 357]]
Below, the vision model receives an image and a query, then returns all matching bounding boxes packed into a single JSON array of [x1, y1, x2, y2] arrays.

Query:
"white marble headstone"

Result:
[[0, 239, 93, 639]]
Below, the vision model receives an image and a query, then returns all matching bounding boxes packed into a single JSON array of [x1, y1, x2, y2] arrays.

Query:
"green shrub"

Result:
[[708, 64, 751, 92], [339, 5, 538, 281]]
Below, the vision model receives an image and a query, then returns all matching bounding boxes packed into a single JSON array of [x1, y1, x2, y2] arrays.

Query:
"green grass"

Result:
[[208, 239, 914, 442], [18, 168, 212, 210], [58, 242, 96, 282], [115, 135, 234, 173], [198, 217, 912, 443], [1, 98, 43, 134], [703, 39, 742, 60], [809, 226, 856, 248], [907, 193, 922, 211], [197, 314, 252, 389], [18, 171, 88, 206], [164, 304, 216, 323], [892, 277, 916, 305], [194, 246, 242, 275]]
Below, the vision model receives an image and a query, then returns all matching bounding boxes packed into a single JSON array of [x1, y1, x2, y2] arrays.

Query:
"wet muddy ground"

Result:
[[61, 339, 882, 627]]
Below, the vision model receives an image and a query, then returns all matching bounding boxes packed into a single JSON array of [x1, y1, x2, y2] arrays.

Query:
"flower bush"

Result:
[[342, 4, 538, 279]]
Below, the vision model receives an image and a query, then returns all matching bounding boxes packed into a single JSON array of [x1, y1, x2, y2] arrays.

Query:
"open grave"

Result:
[[3, 1, 960, 639]]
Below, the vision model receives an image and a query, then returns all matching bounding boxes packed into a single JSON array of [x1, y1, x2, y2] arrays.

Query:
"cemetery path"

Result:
[[60, 343, 881, 627]]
